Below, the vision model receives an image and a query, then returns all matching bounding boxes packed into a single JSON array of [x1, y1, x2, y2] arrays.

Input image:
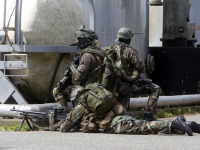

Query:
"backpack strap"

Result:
[[80, 48, 105, 58], [115, 44, 126, 68]]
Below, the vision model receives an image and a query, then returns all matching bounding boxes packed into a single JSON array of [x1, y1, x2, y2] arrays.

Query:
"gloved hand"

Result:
[[68, 62, 77, 74]]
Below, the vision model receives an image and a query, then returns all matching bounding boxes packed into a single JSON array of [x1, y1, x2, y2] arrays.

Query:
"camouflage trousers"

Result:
[[53, 85, 80, 112], [109, 115, 173, 135], [60, 104, 87, 132], [116, 81, 161, 113]]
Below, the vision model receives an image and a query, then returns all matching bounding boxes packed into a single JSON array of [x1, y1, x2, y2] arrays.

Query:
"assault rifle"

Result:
[[55, 55, 80, 95], [132, 77, 153, 93], [10, 106, 67, 131]]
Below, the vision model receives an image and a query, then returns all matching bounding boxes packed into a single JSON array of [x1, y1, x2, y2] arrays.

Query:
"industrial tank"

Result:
[[1, 0, 86, 103], [1, 0, 150, 103]]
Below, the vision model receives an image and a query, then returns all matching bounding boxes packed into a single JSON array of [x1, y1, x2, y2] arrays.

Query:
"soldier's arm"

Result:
[[72, 53, 92, 81], [125, 48, 146, 73]]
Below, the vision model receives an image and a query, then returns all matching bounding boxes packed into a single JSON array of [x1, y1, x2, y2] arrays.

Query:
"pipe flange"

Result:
[[147, 54, 155, 73]]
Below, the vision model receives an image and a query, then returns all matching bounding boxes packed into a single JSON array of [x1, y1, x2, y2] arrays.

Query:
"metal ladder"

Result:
[[0, 54, 28, 104]]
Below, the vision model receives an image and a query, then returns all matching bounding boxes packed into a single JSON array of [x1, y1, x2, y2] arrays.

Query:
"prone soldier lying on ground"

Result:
[[10, 99, 200, 136], [60, 92, 200, 136], [58, 80, 200, 136]]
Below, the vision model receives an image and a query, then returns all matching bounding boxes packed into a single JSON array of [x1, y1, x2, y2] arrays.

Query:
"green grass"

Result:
[[0, 124, 29, 131], [156, 107, 200, 118]]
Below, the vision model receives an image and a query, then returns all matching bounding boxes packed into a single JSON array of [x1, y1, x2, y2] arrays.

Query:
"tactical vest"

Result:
[[79, 48, 104, 86]]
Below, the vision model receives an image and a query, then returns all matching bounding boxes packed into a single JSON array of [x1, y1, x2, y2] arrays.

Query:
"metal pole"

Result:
[[3, 0, 6, 27], [15, 0, 23, 44], [129, 94, 200, 109]]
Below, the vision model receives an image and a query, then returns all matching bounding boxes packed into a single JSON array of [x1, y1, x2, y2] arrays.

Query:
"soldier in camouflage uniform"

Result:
[[59, 26, 117, 132], [60, 100, 200, 136], [53, 26, 104, 128], [109, 115, 200, 136], [114, 27, 161, 121], [69, 27, 104, 87]]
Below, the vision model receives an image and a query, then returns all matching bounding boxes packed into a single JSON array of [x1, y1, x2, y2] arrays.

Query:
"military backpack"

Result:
[[99, 46, 121, 92]]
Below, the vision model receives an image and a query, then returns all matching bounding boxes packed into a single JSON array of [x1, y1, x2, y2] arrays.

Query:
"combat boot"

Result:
[[188, 121, 200, 133], [171, 115, 193, 136], [60, 119, 74, 132], [143, 112, 157, 121]]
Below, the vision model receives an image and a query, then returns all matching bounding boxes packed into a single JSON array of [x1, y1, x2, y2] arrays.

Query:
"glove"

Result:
[[68, 62, 77, 74]]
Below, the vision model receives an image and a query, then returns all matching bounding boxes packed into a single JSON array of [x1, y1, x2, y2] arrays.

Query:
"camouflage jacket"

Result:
[[73, 46, 104, 86], [114, 42, 146, 78]]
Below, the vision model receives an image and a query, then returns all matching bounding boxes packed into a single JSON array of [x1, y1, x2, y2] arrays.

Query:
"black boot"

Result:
[[143, 112, 157, 121], [171, 115, 193, 136], [188, 121, 200, 133]]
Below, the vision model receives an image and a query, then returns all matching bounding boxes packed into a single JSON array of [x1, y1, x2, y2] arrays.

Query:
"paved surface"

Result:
[[0, 115, 200, 150]]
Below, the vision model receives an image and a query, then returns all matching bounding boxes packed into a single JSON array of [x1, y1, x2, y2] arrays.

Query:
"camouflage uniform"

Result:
[[60, 104, 87, 132], [72, 46, 103, 87], [109, 115, 195, 136], [60, 27, 108, 131], [115, 42, 161, 115], [61, 107, 189, 135], [109, 115, 173, 134], [116, 43, 160, 113], [53, 27, 103, 112]]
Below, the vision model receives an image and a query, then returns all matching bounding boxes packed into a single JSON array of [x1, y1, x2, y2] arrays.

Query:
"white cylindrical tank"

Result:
[[1, 0, 86, 103]]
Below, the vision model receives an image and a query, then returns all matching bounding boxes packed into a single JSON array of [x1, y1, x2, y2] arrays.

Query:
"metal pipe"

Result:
[[0, 102, 73, 118], [3, 0, 6, 27], [15, 0, 23, 44], [129, 94, 200, 109]]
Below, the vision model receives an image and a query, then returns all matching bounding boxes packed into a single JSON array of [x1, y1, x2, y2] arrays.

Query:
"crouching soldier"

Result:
[[60, 83, 121, 132], [113, 27, 161, 121], [52, 26, 104, 129]]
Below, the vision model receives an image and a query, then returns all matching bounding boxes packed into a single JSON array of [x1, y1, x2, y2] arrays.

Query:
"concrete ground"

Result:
[[0, 114, 200, 150]]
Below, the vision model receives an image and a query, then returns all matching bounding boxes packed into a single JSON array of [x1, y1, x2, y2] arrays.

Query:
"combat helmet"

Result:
[[75, 25, 98, 49], [116, 27, 133, 39], [115, 27, 133, 44]]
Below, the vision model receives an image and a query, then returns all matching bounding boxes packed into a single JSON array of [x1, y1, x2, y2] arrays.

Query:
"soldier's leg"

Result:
[[109, 115, 172, 134], [109, 115, 192, 136], [60, 104, 86, 132], [143, 83, 161, 121], [52, 85, 78, 129], [116, 82, 132, 108], [130, 119, 173, 135]]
